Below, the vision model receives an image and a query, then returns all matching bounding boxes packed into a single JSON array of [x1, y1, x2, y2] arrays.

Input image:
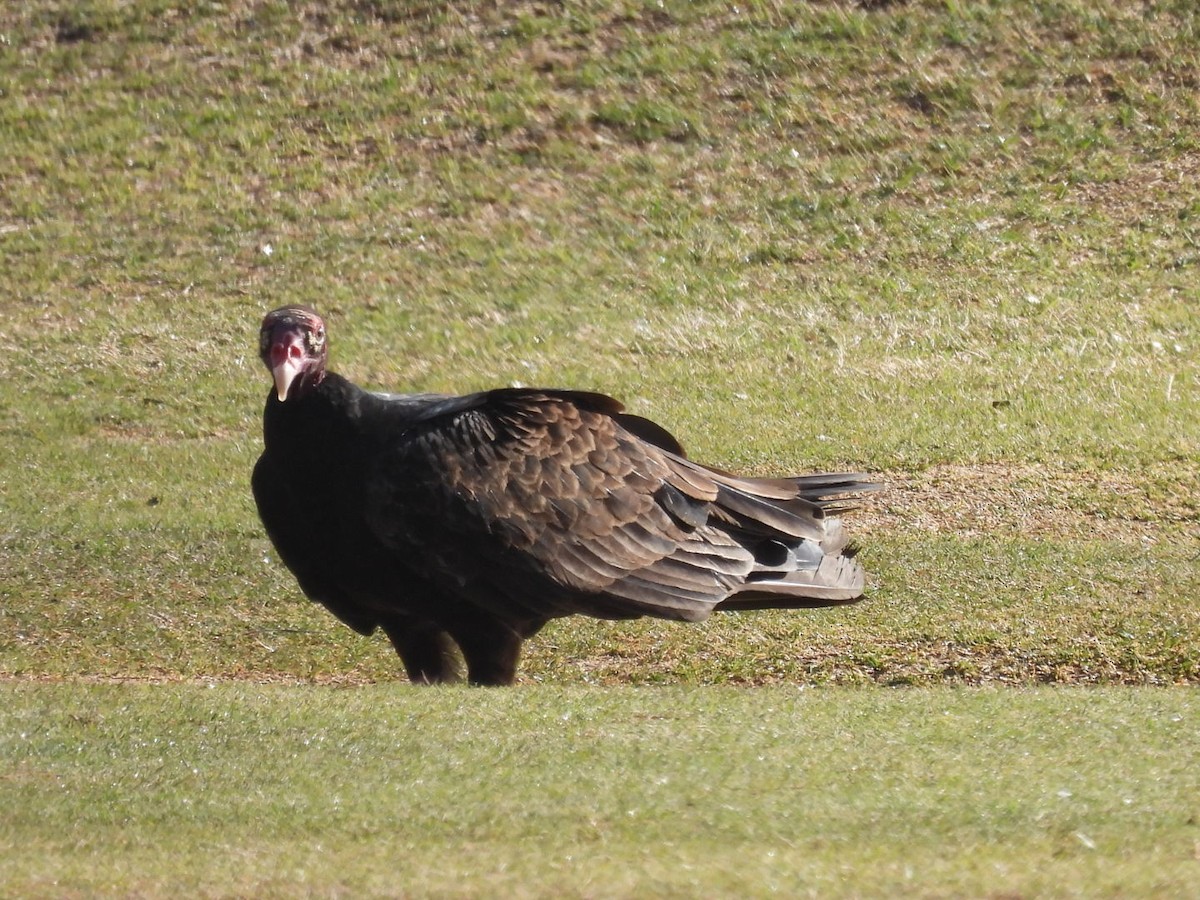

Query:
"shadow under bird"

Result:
[[252, 305, 875, 685]]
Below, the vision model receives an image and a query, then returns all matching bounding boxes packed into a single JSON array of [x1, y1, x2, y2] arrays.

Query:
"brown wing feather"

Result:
[[365, 389, 867, 623], [365, 391, 754, 621]]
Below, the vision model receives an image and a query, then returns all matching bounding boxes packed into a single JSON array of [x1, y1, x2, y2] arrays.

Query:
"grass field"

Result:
[[3, 684, 1199, 897], [2, 0, 1198, 895]]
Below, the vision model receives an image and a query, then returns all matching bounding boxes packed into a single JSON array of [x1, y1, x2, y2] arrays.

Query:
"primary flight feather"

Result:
[[252, 305, 875, 685]]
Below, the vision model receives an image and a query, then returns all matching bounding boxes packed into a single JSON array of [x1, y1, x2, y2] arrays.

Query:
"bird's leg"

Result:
[[378, 617, 463, 685], [444, 616, 525, 687]]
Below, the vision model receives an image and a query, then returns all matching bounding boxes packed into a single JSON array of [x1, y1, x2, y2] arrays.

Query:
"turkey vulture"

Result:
[[253, 305, 874, 685]]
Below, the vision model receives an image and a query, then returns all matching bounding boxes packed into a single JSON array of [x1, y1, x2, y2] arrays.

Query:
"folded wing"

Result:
[[364, 389, 872, 624]]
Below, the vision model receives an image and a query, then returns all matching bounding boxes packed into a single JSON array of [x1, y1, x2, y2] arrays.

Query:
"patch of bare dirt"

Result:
[[1070, 150, 1200, 229], [851, 461, 1196, 545]]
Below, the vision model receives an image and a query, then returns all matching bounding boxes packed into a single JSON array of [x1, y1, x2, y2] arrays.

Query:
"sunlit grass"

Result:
[[1, 3, 1198, 892], [2, 0, 1197, 686], [3, 683, 1198, 898]]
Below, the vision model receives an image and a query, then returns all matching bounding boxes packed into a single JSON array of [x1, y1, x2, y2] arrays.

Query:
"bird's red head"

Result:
[[259, 306, 328, 401]]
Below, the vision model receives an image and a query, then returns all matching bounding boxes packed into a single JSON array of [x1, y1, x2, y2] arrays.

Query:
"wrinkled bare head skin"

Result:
[[259, 306, 328, 401]]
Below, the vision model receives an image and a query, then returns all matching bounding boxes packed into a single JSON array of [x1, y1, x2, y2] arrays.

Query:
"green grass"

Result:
[[2, 0, 1197, 685], [2, 0, 1199, 893], [3, 683, 1198, 898]]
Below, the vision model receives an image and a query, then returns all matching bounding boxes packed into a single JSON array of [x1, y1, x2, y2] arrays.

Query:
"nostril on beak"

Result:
[[270, 342, 302, 366]]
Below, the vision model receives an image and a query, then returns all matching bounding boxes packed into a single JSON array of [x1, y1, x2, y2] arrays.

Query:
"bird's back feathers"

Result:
[[351, 386, 871, 622]]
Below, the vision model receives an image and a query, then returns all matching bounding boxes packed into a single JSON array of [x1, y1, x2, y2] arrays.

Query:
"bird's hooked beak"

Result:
[[268, 331, 306, 401]]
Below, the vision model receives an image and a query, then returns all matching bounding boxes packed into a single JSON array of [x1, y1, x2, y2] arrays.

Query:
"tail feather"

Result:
[[700, 470, 876, 611], [718, 553, 866, 610], [607, 448, 878, 618]]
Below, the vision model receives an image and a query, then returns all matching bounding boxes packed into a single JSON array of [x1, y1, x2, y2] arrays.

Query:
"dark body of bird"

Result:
[[253, 306, 874, 685]]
